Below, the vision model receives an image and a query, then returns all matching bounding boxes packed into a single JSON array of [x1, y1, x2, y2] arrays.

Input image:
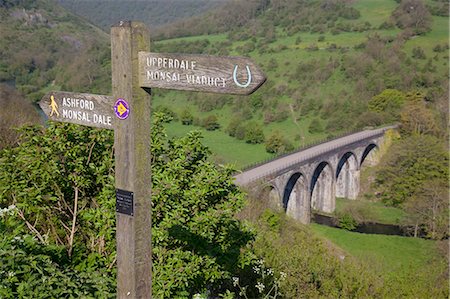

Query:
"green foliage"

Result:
[[154, 105, 178, 122], [400, 100, 441, 136], [260, 210, 281, 231], [403, 179, 448, 239], [311, 224, 449, 298], [0, 84, 40, 149], [264, 131, 294, 154], [412, 46, 426, 59], [337, 213, 358, 231], [179, 108, 194, 125], [0, 0, 111, 101], [226, 117, 246, 140], [244, 121, 265, 144], [335, 198, 406, 225], [250, 209, 382, 298], [0, 233, 115, 298], [201, 114, 220, 131], [374, 135, 448, 206], [0, 117, 255, 297], [0, 123, 116, 257], [368, 89, 406, 115], [307, 118, 324, 134], [150, 114, 254, 297]]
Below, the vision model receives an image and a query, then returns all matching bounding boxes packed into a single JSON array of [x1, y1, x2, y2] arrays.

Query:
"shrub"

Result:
[[308, 118, 324, 134], [244, 122, 265, 144], [338, 213, 358, 231], [179, 108, 194, 125], [265, 131, 294, 154], [201, 115, 220, 131]]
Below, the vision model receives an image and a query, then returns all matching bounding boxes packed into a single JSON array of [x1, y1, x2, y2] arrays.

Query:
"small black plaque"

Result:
[[116, 189, 134, 216]]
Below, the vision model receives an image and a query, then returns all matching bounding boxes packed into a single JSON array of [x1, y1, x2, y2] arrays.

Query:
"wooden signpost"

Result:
[[39, 20, 265, 299]]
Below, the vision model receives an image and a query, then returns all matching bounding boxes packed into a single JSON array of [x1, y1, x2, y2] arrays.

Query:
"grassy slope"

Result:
[[312, 225, 433, 273], [310, 224, 448, 296]]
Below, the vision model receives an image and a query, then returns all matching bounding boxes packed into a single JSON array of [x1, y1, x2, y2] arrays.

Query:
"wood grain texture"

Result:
[[39, 91, 114, 129], [112, 21, 152, 299], [138, 52, 266, 95]]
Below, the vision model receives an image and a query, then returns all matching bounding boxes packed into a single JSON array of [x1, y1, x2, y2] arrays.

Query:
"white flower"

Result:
[[193, 294, 205, 299], [266, 268, 273, 276], [256, 282, 265, 293], [279, 271, 287, 281], [232, 276, 239, 287]]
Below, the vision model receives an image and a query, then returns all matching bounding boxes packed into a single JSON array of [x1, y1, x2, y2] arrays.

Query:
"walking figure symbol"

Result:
[[49, 95, 59, 117]]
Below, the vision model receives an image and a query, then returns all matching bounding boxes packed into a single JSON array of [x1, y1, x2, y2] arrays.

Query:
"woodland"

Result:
[[0, 0, 448, 298]]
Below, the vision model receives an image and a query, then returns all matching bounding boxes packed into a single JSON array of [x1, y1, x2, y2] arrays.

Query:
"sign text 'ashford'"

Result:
[[138, 52, 266, 95], [39, 92, 115, 129]]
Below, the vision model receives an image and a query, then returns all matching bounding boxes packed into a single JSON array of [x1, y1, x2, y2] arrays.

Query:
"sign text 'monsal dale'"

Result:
[[138, 52, 266, 95], [39, 92, 116, 129]]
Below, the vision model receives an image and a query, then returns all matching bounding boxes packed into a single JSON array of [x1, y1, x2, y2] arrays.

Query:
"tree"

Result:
[[244, 121, 265, 144], [264, 131, 294, 154], [368, 89, 406, 115], [392, 0, 432, 35], [403, 180, 448, 239], [400, 101, 440, 136], [374, 135, 448, 206], [201, 114, 220, 131], [412, 46, 426, 59], [179, 108, 194, 125]]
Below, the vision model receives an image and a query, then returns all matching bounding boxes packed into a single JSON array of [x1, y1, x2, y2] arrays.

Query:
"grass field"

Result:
[[311, 224, 436, 272], [164, 121, 273, 168], [335, 197, 406, 224], [351, 0, 399, 27]]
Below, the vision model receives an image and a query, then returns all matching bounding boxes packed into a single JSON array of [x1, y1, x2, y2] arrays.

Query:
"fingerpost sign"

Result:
[[39, 21, 265, 298]]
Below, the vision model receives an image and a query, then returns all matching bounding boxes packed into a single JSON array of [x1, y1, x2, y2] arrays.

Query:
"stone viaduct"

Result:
[[234, 126, 396, 224]]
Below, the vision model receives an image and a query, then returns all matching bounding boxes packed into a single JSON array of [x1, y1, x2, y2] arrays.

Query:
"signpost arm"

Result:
[[111, 21, 152, 298]]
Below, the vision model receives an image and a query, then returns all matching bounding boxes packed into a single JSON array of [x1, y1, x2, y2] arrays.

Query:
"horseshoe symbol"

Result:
[[233, 65, 252, 88]]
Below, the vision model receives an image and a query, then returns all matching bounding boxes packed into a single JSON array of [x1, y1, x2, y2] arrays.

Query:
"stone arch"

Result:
[[310, 162, 335, 213], [361, 143, 379, 167], [260, 184, 282, 211], [283, 172, 309, 222], [336, 152, 360, 199]]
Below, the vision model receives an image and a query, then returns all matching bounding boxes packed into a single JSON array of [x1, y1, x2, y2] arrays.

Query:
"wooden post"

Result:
[[111, 21, 152, 298]]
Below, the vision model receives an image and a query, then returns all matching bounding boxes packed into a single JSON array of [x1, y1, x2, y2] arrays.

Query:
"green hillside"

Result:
[[151, 0, 449, 167], [0, 0, 111, 102]]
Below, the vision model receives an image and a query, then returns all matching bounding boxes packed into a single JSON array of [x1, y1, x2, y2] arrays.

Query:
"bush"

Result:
[[308, 118, 324, 134], [412, 46, 426, 59], [153, 105, 178, 122], [338, 213, 358, 231], [244, 122, 265, 144], [179, 108, 194, 125], [265, 131, 294, 154], [201, 115, 220, 131]]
